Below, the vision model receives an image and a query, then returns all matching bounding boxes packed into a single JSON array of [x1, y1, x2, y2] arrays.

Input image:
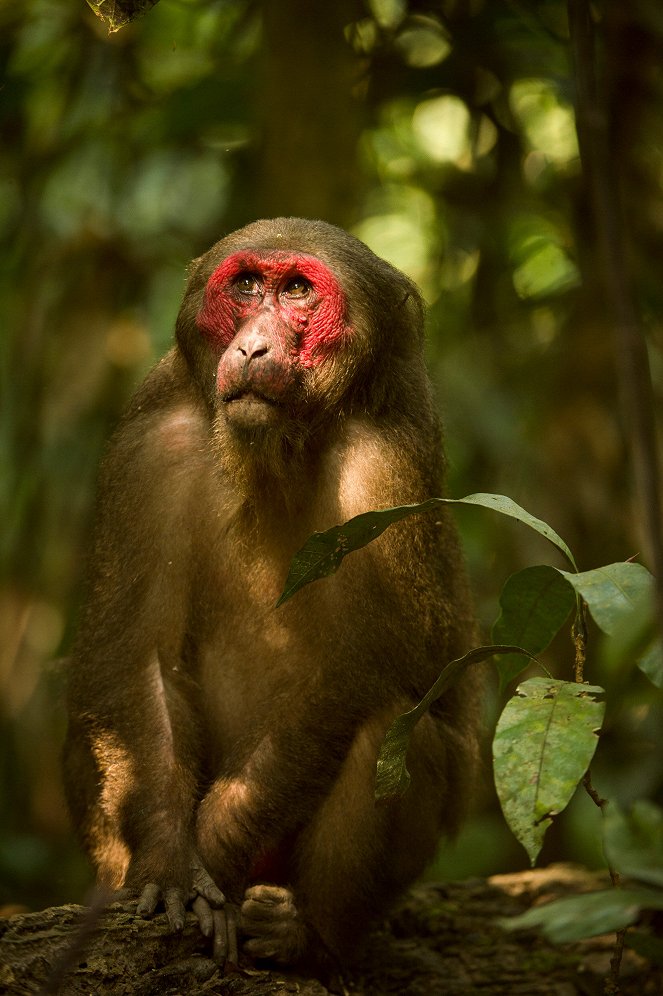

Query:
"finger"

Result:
[[244, 885, 286, 906], [191, 866, 226, 907], [136, 883, 160, 918], [241, 897, 280, 923], [226, 904, 239, 967], [163, 887, 186, 932], [212, 908, 228, 964], [192, 894, 214, 938], [243, 936, 279, 959]]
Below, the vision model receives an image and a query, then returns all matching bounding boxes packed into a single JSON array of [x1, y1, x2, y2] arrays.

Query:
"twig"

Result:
[[572, 599, 587, 684], [582, 770, 624, 994]]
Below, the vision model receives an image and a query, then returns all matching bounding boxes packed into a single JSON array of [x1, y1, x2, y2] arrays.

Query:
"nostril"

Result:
[[237, 335, 270, 361]]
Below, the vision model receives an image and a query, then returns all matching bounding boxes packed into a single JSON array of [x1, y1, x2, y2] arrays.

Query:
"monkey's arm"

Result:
[[64, 376, 224, 929], [195, 702, 362, 892], [192, 553, 417, 897]]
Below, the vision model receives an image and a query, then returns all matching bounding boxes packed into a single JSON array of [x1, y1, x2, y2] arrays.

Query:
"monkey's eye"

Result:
[[282, 276, 312, 299], [234, 273, 261, 296]]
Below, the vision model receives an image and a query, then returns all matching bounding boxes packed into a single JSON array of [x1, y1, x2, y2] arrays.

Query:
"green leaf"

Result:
[[604, 801, 663, 888], [559, 562, 654, 635], [493, 677, 605, 864], [375, 645, 537, 801], [501, 887, 663, 943], [279, 493, 576, 604], [638, 637, 663, 688], [277, 500, 440, 606], [492, 566, 576, 693], [450, 494, 577, 569], [86, 0, 159, 32]]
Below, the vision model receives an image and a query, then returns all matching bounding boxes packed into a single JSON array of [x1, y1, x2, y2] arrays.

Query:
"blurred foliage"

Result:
[[87, 0, 160, 34], [0, 0, 661, 910]]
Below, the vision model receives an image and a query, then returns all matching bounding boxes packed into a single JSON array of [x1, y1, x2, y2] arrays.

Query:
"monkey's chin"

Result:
[[223, 392, 284, 430]]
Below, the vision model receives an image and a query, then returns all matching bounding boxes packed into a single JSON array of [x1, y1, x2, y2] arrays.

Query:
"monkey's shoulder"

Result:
[[324, 415, 444, 520], [105, 352, 210, 466], [93, 352, 225, 533]]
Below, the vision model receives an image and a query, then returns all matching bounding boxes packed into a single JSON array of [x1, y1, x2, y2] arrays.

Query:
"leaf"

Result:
[[86, 0, 159, 32], [637, 637, 663, 688], [559, 562, 654, 636], [493, 677, 605, 865], [277, 500, 439, 605], [450, 494, 577, 570], [501, 887, 663, 943], [604, 801, 663, 888], [492, 566, 576, 693], [279, 493, 576, 604], [375, 645, 537, 801]]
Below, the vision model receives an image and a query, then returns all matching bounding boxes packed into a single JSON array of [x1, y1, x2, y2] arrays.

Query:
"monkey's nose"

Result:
[[237, 334, 270, 362]]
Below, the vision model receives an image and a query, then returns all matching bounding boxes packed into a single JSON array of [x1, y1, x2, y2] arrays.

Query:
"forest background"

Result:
[[1, 0, 662, 915]]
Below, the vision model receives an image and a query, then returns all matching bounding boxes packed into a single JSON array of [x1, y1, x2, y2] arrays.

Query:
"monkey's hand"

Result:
[[241, 885, 309, 964], [135, 856, 226, 935]]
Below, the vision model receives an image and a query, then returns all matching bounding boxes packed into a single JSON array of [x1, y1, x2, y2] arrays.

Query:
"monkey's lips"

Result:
[[223, 391, 284, 428]]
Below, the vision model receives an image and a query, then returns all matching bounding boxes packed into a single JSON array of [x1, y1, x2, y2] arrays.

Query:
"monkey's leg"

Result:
[[240, 708, 452, 968], [64, 693, 226, 934], [63, 728, 131, 890]]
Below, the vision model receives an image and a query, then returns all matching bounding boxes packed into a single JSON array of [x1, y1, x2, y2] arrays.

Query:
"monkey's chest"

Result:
[[191, 528, 380, 762], [195, 568, 333, 759]]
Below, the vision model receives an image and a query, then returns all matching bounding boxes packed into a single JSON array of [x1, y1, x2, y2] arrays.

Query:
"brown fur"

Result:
[[63, 218, 483, 970]]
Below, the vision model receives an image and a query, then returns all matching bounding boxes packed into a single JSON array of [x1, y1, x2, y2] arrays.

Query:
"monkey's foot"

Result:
[[240, 885, 309, 964], [132, 858, 226, 934]]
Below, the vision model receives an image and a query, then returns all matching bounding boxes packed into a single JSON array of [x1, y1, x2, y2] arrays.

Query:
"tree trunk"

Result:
[[254, 0, 366, 227]]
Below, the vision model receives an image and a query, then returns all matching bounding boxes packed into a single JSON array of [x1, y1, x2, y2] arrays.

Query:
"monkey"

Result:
[[63, 217, 483, 972]]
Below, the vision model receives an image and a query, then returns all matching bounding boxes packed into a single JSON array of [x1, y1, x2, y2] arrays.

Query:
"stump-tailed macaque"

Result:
[[64, 218, 483, 970]]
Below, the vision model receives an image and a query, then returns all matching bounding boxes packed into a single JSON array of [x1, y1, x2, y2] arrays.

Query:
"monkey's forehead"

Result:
[[218, 217, 350, 252], [191, 217, 423, 308], [206, 218, 336, 258]]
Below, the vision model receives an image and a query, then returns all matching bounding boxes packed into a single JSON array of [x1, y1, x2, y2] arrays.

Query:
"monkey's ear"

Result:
[[398, 282, 425, 336], [175, 252, 214, 347]]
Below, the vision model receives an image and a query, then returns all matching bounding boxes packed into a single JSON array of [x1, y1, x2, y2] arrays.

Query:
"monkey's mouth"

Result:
[[223, 390, 284, 428]]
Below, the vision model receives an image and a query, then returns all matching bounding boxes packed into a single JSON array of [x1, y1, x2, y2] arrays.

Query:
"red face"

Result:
[[196, 252, 352, 420]]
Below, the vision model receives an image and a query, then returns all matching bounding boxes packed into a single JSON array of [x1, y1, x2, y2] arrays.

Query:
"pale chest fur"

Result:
[[192, 421, 404, 759]]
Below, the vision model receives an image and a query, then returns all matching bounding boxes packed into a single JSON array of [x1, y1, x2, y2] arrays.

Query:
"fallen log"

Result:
[[0, 865, 659, 995]]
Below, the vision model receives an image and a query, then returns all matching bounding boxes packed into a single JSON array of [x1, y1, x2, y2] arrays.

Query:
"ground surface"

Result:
[[0, 865, 661, 995]]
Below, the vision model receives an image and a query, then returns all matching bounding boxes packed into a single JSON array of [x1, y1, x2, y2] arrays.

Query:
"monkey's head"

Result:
[[175, 218, 427, 484]]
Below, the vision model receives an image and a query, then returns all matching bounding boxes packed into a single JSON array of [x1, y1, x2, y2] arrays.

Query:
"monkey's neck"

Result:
[[212, 415, 329, 517]]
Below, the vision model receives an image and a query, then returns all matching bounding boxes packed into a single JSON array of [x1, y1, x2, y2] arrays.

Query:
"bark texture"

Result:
[[1, 866, 660, 995]]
